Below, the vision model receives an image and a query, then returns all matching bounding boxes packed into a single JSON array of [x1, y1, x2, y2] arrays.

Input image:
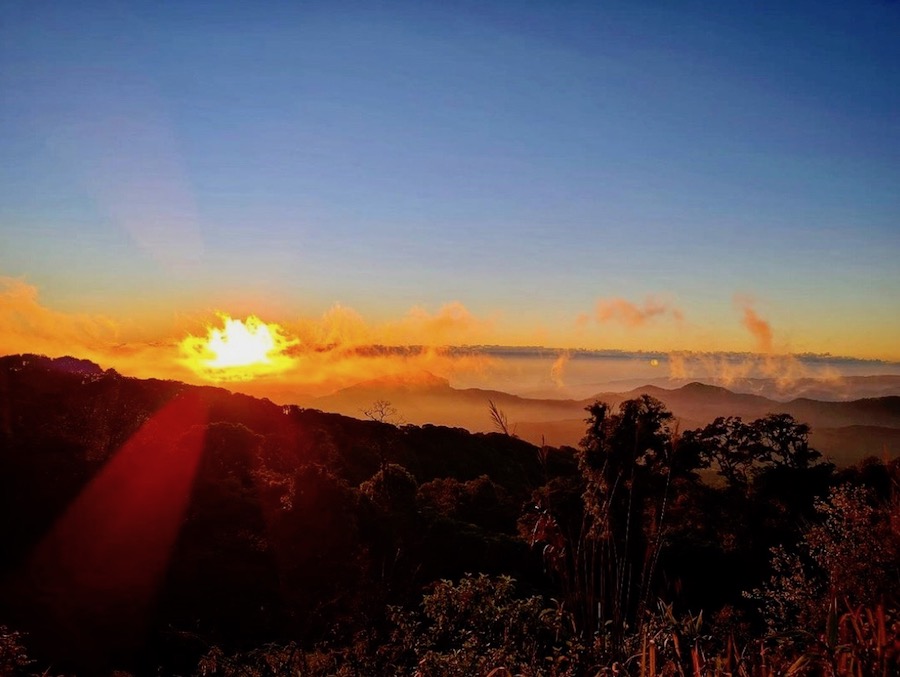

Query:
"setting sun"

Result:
[[180, 314, 296, 381]]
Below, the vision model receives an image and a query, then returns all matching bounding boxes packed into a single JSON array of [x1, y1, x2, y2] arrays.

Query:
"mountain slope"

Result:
[[311, 373, 900, 451]]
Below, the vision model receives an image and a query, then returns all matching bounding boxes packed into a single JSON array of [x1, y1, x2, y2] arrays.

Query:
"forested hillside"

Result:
[[1, 354, 897, 676]]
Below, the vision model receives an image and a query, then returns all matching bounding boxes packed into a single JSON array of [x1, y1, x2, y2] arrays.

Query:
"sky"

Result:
[[1, 0, 899, 388]]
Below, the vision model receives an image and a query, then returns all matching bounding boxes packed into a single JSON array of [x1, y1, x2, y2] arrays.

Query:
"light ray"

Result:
[[22, 391, 207, 664]]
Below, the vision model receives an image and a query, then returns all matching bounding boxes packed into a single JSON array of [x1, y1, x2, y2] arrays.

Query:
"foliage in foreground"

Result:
[[193, 467, 900, 676], [189, 585, 899, 677]]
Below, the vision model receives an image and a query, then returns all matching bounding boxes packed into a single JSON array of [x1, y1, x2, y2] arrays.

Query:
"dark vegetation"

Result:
[[0, 354, 897, 676]]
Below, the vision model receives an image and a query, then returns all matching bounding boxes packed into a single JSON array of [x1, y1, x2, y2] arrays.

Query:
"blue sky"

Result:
[[1, 0, 899, 358]]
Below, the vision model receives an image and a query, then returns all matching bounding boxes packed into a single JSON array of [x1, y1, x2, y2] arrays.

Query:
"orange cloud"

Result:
[[595, 296, 681, 327], [666, 298, 812, 393], [666, 349, 844, 397], [286, 301, 492, 351], [293, 304, 373, 349], [261, 301, 496, 398], [0, 277, 194, 385], [550, 351, 569, 389], [0, 277, 120, 355], [735, 297, 773, 353], [388, 301, 493, 346], [0, 280, 497, 402]]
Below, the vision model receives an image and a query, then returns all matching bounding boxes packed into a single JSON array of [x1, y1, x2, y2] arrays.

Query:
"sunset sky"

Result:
[[2, 0, 899, 386]]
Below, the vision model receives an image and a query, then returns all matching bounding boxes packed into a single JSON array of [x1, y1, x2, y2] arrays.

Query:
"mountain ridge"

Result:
[[4, 353, 898, 462]]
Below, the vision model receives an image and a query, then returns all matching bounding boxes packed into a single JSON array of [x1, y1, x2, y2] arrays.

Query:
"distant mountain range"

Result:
[[4, 353, 898, 467], [573, 375, 900, 402], [310, 373, 900, 465]]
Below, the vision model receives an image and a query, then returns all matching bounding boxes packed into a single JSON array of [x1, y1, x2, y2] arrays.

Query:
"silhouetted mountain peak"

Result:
[[678, 381, 730, 395], [336, 370, 451, 394], [0, 353, 104, 376]]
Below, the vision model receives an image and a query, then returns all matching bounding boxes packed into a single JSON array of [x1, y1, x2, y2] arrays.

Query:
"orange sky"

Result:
[[3, 2, 900, 394], [2, 276, 898, 403]]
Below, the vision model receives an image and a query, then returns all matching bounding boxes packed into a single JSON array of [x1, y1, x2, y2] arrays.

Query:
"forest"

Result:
[[0, 354, 897, 676]]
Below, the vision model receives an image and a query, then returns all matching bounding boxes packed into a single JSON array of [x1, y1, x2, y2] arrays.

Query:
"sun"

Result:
[[180, 314, 297, 381]]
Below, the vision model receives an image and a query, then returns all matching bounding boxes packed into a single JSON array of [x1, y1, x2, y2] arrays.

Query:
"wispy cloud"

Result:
[[550, 351, 570, 389], [0, 277, 121, 355], [594, 296, 682, 327], [388, 301, 493, 346], [665, 297, 841, 395], [735, 296, 773, 353]]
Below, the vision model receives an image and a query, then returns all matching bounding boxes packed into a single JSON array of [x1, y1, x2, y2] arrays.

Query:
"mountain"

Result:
[[597, 375, 900, 402], [811, 426, 900, 466], [311, 371, 583, 430], [1, 352, 897, 674], [719, 375, 900, 401], [3, 353, 897, 471], [311, 374, 900, 461], [0, 353, 568, 672]]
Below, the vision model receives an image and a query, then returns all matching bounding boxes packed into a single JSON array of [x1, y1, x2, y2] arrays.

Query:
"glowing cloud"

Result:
[[666, 349, 846, 398], [180, 314, 298, 381], [595, 296, 681, 327], [666, 300, 845, 395], [0, 277, 120, 354], [0, 281, 501, 398], [736, 297, 773, 353], [390, 301, 493, 346], [550, 351, 569, 388]]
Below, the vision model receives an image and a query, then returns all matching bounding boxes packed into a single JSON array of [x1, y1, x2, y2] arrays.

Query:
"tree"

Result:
[[360, 463, 418, 516], [681, 416, 760, 487], [748, 482, 899, 634], [527, 395, 698, 644], [683, 413, 823, 489], [385, 574, 577, 676], [754, 413, 820, 469], [361, 399, 403, 425]]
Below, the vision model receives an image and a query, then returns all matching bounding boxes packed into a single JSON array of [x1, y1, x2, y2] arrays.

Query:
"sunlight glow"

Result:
[[23, 393, 207, 656], [181, 314, 297, 381]]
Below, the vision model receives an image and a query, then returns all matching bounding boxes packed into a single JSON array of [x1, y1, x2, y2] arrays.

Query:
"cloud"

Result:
[[284, 301, 491, 351], [664, 297, 853, 396], [665, 298, 795, 391], [0, 277, 195, 383], [293, 304, 374, 349], [389, 301, 493, 346], [0, 277, 120, 355], [666, 349, 846, 397], [736, 297, 773, 353], [184, 301, 499, 398], [259, 301, 497, 397], [0, 281, 498, 401], [594, 296, 682, 327], [550, 351, 569, 389]]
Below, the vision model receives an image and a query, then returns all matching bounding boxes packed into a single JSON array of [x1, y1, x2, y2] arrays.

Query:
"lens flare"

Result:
[[181, 314, 297, 381]]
